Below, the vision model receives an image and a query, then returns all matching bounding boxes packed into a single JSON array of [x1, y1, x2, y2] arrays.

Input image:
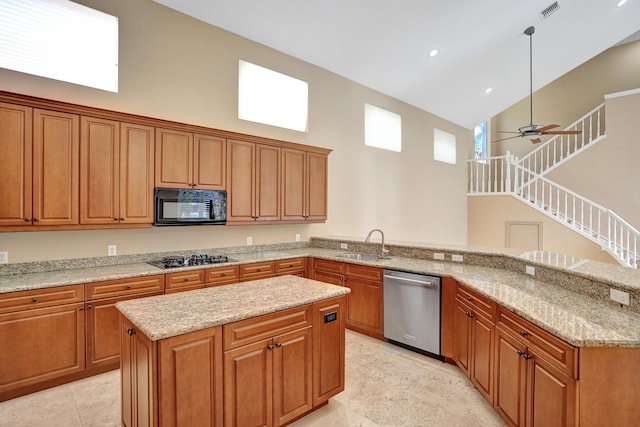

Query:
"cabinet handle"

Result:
[[523, 353, 531, 360], [114, 218, 118, 221], [267, 344, 274, 351], [120, 218, 125, 221], [467, 296, 473, 302], [221, 273, 226, 277], [126, 285, 132, 289], [466, 311, 475, 318], [257, 268, 261, 272], [183, 278, 189, 282], [33, 218, 40, 222], [275, 342, 282, 348], [86, 304, 93, 310], [126, 328, 135, 336], [31, 297, 38, 303], [25, 218, 31, 222], [79, 307, 83, 311], [519, 330, 529, 337], [517, 350, 525, 356]]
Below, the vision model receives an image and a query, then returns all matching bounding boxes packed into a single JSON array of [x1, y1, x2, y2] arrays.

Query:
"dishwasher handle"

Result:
[[383, 274, 439, 287]]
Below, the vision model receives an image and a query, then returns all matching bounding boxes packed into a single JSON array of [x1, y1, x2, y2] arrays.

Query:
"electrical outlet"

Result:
[[340, 243, 348, 249], [107, 245, 117, 256], [0, 251, 8, 264], [433, 253, 445, 260], [610, 288, 630, 305], [451, 254, 464, 262], [295, 234, 301, 242], [246, 236, 253, 246], [526, 265, 536, 276]]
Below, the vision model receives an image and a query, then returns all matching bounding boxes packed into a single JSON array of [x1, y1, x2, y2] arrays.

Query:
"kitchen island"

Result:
[[115, 275, 349, 427]]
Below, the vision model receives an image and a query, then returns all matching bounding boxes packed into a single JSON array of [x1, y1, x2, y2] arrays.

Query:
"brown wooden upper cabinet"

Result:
[[0, 103, 79, 226], [227, 139, 280, 223], [80, 119, 155, 225], [281, 148, 328, 222], [155, 128, 226, 190]]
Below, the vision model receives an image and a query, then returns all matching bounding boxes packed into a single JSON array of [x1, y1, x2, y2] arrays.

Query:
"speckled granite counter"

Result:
[[3, 239, 640, 348], [115, 275, 350, 341]]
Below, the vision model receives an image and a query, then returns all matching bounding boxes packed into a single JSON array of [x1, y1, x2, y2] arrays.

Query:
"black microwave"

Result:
[[154, 188, 227, 226]]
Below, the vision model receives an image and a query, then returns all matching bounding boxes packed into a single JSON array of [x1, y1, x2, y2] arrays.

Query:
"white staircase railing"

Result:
[[513, 171, 639, 268], [519, 102, 606, 176]]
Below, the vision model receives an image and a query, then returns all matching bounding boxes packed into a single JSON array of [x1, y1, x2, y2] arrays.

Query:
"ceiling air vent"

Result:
[[540, 1, 560, 19]]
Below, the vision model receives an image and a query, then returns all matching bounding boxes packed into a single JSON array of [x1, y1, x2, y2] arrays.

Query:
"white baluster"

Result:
[[596, 108, 600, 138], [590, 114, 594, 142], [505, 152, 511, 192], [608, 215, 612, 249]]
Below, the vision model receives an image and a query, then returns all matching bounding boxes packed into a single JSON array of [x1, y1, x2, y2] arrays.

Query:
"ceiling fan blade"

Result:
[[492, 135, 522, 143], [536, 124, 560, 132], [543, 130, 582, 135], [530, 137, 543, 144], [496, 130, 521, 134]]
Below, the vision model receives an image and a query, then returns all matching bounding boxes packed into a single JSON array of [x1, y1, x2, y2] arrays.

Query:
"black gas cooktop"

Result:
[[148, 254, 236, 269]]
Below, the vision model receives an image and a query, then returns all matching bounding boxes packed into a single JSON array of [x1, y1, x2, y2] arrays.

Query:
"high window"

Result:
[[474, 121, 488, 159], [0, 0, 118, 92], [238, 60, 308, 132], [364, 103, 401, 152], [433, 128, 457, 164]]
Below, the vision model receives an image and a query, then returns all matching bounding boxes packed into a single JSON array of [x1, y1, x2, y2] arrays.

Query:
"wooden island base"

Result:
[[119, 294, 347, 427]]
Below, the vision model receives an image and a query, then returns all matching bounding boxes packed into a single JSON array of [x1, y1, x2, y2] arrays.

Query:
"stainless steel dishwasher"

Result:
[[383, 269, 442, 359]]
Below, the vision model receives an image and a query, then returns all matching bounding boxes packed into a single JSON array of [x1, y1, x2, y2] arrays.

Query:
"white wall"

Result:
[[0, 0, 471, 263]]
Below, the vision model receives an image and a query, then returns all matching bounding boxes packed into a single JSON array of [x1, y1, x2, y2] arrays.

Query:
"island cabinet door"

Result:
[[158, 326, 223, 427], [224, 338, 273, 427], [272, 326, 313, 426], [313, 296, 346, 406], [493, 327, 528, 427]]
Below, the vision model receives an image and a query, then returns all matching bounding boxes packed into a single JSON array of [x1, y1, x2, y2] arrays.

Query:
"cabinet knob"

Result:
[[126, 285, 132, 289], [467, 296, 473, 302], [32, 297, 38, 303], [275, 342, 282, 348], [120, 218, 125, 221], [517, 350, 525, 356], [184, 278, 189, 282], [267, 344, 274, 351], [86, 304, 93, 310], [523, 354, 531, 360], [519, 330, 529, 337], [257, 269, 261, 272], [114, 218, 118, 221], [126, 328, 135, 336], [25, 218, 31, 222], [221, 273, 226, 277], [465, 311, 474, 318], [33, 218, 40, 222]]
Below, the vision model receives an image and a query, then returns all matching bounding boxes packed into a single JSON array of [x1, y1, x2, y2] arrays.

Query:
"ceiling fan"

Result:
[[494, 26, 581, 144]]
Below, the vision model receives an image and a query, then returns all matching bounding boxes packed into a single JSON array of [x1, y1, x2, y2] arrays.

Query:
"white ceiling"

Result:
[[152, 0, 640, 129]]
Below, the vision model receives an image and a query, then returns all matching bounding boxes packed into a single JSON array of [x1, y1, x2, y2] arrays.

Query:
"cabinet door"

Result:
[[281, 148, 305, 221], [194, 134, 226, 189], [32, 109, 79, 225], [313, 296, 346, 405], [226, 139, 255, 222], [256, 144, 280, 221], [0, 102, 32, 226], [306, 152, 328, 221], [80, 117, 120, 224], [224, 338, 273, 427], [345, 276, 382, 336], [452, 299, 471, 376], [155, 128, 193, 188], [273, 327, 313, 426], [313, 270, 343, 286], [159, 326, 223, 427], [471, 313, 494, 404], [526, 355, 576, 427], [0, 303, 85, 394], [120, 123, 155, 223], [494, 328, 528, 427]]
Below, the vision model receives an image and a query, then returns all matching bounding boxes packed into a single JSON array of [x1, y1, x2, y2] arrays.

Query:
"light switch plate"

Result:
[[0, 251, 7, 264], [295, 234, 301, 242], [246, 237, 253, 246], [451, 254, 464, 262], [340, 243, 348, 249], [107, 245, 117, 256], [526, 265, 536, 276], [610, 288, 630, 305], [433, 253, 445, 260]]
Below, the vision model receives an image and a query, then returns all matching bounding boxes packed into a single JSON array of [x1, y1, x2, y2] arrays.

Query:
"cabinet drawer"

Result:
[[313, 258, 344, 274], [345, 264, 382, 281], [86, 275, 165, 300], [165, 285, 205, 294], [223, 305, 312, 351], [239, 262, 275, 280], [276, 257, 306, 274], [166, 270, 205, 289], [0, 285, 84, 314], [496, 307, 577, 378], [206, 266, 239, 284], [456, 285, 496, 321]]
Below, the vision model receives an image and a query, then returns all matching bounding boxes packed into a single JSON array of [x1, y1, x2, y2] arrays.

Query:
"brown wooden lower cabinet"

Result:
[[120, 295, 347, 427]]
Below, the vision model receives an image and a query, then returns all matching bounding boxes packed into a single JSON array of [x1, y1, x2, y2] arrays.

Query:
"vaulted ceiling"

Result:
[[153, 0, 640, 129]]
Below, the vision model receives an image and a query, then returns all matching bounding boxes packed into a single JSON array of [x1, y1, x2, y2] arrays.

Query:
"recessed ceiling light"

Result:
[[484, 87, 493, 94], [617, 0, 628, 6], [429, 49, 439, 57]]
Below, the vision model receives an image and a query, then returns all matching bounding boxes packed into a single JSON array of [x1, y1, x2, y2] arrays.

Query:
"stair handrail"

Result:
[[518, 102, 606, 176], [514, 167, 639, 268]]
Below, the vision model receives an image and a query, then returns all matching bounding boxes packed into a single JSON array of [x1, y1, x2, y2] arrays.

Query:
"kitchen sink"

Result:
[[335, 252, 380, 261]]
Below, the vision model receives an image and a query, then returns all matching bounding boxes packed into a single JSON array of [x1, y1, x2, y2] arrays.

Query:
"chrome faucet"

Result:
[[365, 229, 390, 259]]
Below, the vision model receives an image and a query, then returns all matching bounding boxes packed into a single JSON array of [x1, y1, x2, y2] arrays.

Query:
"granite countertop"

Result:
[[115, 275, 350, 341], [2, 244, 640, 348]]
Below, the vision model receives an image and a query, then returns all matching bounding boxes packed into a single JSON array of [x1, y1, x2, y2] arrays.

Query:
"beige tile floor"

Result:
[[0, 330, 505, 426]]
